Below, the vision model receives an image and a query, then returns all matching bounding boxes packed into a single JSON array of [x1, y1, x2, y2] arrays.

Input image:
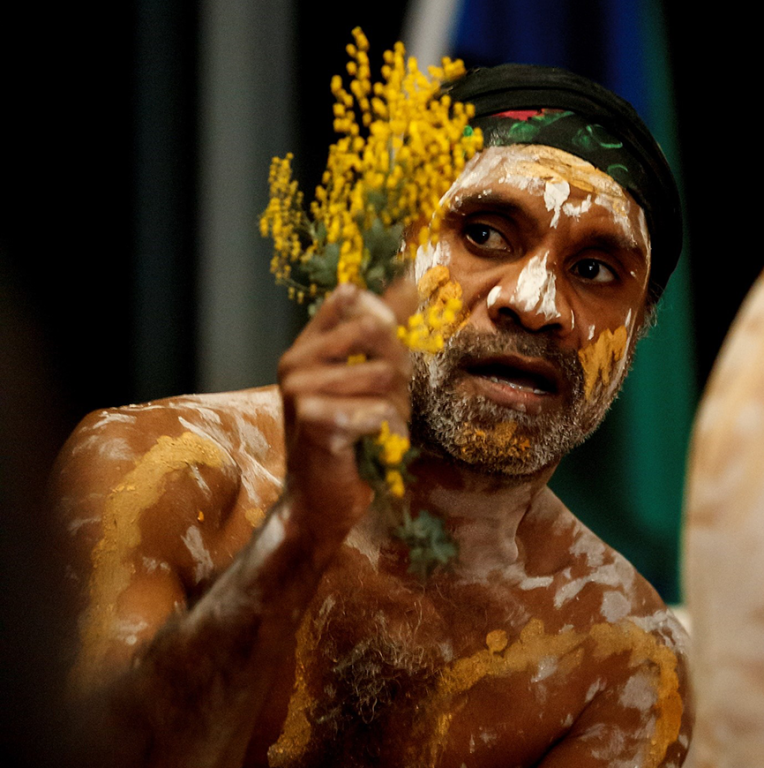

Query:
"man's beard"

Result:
[[409, 327, 630, 477]]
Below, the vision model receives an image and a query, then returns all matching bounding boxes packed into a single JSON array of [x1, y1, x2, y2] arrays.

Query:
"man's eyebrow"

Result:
[[445, 190, 524, 217], [582, 232, 645, 259]]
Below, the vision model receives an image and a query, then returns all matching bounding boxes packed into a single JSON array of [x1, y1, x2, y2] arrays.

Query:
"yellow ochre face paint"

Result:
[[413, 264, 468, 344], [578, 326, 628, 399], [455, 421, 531, 463]]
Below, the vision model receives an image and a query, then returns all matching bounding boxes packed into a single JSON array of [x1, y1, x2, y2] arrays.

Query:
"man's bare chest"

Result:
[[255, 554, 601, 768]]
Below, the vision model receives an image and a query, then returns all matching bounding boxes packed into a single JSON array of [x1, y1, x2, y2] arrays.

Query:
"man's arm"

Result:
[[54, 281, 416, 768], [537, 621, 693, 768]]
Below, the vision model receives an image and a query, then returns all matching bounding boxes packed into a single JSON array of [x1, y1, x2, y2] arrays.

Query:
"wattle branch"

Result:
[[261, 28, 482, 576]]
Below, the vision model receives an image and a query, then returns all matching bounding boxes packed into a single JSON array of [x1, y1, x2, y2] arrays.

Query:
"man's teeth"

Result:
[[486, 375, 545, 395]]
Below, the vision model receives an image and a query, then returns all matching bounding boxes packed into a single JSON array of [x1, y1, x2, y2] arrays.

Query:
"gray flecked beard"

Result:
[[409, 327, 630, 477]]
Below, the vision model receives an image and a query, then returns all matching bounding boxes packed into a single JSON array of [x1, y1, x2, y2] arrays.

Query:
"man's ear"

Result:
[[636, 285, 662, 340]]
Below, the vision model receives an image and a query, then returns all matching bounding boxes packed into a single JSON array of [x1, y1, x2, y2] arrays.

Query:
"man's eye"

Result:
[[463, 222, 509, 251], [572, 259, 616, 284]]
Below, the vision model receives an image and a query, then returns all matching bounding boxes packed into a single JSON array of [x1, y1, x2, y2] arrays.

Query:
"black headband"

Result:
[[444, 64, 682, 299]]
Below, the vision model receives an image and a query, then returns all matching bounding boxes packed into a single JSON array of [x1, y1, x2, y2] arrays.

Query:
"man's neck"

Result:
[[406, 453, 557, 579]]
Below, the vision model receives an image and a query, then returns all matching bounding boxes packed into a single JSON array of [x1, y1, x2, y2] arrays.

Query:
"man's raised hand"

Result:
[[278, 279, 417, 549]]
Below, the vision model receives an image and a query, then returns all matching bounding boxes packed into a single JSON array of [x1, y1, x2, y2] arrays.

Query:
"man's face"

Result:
[[410, 144, 651, 476]]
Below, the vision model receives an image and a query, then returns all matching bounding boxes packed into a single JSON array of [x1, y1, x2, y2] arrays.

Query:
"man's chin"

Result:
[[410, 389, 576, 478], [408, 327, 630, 478]]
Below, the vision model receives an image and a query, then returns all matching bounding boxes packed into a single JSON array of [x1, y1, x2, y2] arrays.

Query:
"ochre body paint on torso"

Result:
[[57, 385, 690, 767], [57, 388, 287, 692], [261, 475, 685, 768]]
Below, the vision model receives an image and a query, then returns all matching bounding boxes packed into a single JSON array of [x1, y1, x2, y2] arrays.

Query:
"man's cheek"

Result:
[[577, 325, 629, 400], [414, 238, 449, 282], [415, 265, 469, 343]]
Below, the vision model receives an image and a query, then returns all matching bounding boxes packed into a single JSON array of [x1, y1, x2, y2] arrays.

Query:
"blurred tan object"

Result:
[[685, 270, 764, 767]]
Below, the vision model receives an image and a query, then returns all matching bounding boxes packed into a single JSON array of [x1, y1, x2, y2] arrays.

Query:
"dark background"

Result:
[[2, 3, 757, 424], [2, 2, 758, 422], [1, 2, 758, 764]]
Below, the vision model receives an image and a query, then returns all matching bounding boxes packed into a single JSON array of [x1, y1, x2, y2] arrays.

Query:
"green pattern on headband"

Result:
[[572, 123, 624, 152], [507, 110, 572, 142], [606, 163, 632, 188], [444, 62, 683, 295], [476, 109, 642, 197]]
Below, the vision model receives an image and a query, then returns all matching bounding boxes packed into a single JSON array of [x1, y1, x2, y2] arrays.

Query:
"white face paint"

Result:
[[433, 145, 650, 331], [544, 179, 571, 228], [511, 252, 561, 322], [486, 285, 502, 308], [562, 194, 593, 219], [414, 238, 452, 282]]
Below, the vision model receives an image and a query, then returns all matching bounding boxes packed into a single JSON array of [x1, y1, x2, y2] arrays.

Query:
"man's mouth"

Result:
[[461, 355, 562, 409]]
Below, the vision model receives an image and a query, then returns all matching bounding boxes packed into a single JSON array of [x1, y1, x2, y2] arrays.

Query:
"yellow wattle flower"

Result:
[[261, 28, 482, 303], [386, 469, 406, 499], [375, 421, 411, 498]]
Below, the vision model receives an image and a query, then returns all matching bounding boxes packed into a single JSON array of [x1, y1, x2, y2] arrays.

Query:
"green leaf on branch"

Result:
[[304, 243, 340, 289], [363, 217, 405, 293], [394, 508, 458, 579], [356, 435, 386, 493]]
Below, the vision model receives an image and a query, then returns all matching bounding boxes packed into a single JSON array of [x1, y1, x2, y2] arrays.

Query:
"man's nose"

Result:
[[486, 254, 575, 335]]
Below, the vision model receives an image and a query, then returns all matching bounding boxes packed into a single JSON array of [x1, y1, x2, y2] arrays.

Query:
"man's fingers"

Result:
[[298, 278, 415, 339], [295, 395, 409, 455], [300, 283, 398, 338], [285, 360, 405, 398], [280, 306, 410, 377], [280, 279, 416, 467], [284, 361, 411, 424], [300, 283, 361, 336]]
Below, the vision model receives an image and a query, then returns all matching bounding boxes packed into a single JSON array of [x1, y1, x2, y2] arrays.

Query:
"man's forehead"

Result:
[[443, 65, 682, 295], [448, 144, 632, 205], [443, 143, 651, 259]]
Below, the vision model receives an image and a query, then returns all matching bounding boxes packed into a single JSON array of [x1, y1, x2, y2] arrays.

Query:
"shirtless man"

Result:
[[53, 65, 692, 767]]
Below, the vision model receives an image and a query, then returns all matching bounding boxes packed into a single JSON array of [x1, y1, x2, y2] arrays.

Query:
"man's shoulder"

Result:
[[53, 384, 286, 537], [58, 384, 284, 465], [525, 488, 688, 649]]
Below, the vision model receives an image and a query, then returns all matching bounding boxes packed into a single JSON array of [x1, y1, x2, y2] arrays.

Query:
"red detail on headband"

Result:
[[491, 109, 544, 121]]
